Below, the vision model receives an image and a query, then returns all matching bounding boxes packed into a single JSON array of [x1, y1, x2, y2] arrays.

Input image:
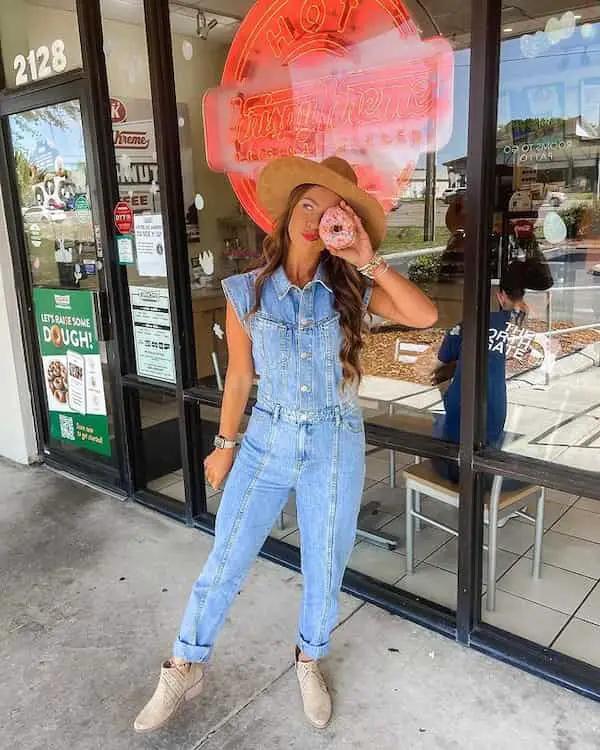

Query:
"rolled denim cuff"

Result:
[[297, 633, 330, 660], [173, 636, 211, 663]]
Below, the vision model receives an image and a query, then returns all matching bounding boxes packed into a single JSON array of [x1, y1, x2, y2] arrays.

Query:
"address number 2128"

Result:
[[13, 40, 67, 86]]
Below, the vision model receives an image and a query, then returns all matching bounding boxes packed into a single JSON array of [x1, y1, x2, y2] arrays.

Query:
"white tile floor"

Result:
[[147, 445, 600, 670]]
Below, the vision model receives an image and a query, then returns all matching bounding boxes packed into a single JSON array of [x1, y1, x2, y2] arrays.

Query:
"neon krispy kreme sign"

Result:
[[204, 42, 451, 166], [113, 130, 150, 149], [202, 0, 454, 231]]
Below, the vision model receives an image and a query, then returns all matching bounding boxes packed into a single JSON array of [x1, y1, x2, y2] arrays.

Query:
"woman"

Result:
[[134, 156, 437, 734]]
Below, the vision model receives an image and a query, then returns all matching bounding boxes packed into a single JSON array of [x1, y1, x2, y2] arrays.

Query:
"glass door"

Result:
[[7, 97, 119, 471]]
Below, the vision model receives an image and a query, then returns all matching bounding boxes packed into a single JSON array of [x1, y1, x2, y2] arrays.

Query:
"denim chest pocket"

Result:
[[314, 314, 342, 400], [315, 314, 342, 360], [250, 312, 292, 397]]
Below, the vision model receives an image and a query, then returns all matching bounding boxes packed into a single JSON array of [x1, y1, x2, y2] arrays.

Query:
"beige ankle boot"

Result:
[[134, 659, 204, 734], [295, 648, 332, 729]]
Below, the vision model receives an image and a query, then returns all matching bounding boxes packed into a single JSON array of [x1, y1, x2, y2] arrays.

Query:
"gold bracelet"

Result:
[[370, 260, 390, 280], [357, 253, 386, 279]]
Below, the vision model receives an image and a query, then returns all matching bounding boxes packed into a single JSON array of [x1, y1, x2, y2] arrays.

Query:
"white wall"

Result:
[[0, 189, 38, 464]]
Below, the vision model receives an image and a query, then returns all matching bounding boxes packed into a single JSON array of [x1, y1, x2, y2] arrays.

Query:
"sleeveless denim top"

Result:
[[222, 263, 372, 418]]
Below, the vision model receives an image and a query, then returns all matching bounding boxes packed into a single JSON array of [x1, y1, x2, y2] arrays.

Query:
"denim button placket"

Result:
[[298, 288, 315, 409]]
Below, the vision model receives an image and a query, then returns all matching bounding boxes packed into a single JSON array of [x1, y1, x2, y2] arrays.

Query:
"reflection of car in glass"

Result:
[[442, 186, 467, 204], [22, 206, 66, 223], [591, 263, 600, 276], [33, 175, 77, 211]]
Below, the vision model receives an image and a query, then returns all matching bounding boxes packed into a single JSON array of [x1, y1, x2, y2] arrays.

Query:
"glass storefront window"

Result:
[[100, 0, 178, 386], [488, 5, 600, 474], [7, 100, 116, 465], [168, 5, 240, 388], [141, 390, 183, 502], [169, 0, 473, 444], [10, 101, 94, 289], [479, 468, 600, 666], [166, 0, 472, 611], [0, 1, 82, 89]]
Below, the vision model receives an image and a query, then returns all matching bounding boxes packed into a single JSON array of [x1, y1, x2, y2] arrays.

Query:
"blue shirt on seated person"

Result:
[[436, 309, 516, 448], [430, 259, 547, 487]]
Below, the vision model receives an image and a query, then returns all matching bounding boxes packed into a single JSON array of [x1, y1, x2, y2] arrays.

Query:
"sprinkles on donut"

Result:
[[319, 206, 356, 250]]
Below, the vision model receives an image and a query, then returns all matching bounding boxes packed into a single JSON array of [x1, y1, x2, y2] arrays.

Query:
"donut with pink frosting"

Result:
[[319, 206, 356, 250]]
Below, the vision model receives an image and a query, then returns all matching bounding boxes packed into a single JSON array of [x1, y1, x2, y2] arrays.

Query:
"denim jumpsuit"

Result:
[[174, 263, 371, 662]]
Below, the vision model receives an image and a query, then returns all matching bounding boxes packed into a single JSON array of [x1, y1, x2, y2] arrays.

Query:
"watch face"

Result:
[[214, 436, 224, 448]]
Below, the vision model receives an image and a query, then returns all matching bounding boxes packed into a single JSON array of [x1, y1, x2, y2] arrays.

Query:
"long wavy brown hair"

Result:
[[248, 185, 370, 384]]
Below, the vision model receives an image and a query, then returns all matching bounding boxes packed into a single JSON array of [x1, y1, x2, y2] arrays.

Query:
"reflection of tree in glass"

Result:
[[497, 117, 566, 145], [13, 147, 64, 205], [13, 149, 35, 202]]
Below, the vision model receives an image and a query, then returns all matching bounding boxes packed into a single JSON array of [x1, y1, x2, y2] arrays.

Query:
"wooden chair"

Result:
[[403, 460, 545, 611]]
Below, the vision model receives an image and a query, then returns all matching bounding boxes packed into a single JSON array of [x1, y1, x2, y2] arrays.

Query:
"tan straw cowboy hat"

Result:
[[257, 155, 387, 250]]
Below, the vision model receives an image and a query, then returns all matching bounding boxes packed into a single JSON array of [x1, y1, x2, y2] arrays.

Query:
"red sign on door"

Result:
[[113, 200, 133, 234], [202, 0, 454, 232]]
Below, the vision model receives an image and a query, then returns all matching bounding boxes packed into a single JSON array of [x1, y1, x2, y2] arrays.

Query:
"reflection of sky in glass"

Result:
[[423, 48, 470, 166], [423, 21, 600, 165], [11, 104, 85, 171], [499, 22, 600, 126]]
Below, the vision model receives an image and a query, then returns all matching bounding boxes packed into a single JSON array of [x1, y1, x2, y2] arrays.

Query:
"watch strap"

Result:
[[214, 434, 240, 449]]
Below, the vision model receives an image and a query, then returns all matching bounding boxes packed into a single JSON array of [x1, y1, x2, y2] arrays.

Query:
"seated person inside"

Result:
[[429, 258, 552, 485]]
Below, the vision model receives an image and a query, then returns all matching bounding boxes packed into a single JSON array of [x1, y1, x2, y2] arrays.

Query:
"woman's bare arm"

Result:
[[218, 301, 254, 440], [204, 301, 254, 489], [368, 271, 438, 329]]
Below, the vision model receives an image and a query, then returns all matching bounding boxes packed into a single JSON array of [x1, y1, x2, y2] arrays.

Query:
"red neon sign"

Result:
[[203, 0, 454, 231]]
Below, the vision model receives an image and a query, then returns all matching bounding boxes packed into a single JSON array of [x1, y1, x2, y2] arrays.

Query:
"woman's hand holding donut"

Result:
[[326, 201, 375, 268], [204, 448, 234, 490]]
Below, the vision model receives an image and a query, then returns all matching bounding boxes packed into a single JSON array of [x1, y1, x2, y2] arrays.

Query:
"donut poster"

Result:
[[33, 288, 111, 457]]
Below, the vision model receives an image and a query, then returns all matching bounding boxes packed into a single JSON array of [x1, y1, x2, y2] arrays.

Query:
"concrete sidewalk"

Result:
[[1, 460, 598, 750]]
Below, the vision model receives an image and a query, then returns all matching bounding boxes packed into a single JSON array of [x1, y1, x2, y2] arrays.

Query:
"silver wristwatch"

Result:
[[214, 434, 240, 449]]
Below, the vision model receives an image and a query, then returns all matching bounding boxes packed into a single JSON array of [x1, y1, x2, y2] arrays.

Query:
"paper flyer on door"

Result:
[[33, 288, 111, 457]]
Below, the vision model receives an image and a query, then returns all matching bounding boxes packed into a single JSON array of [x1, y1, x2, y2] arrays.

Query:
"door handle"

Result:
[[94, 290, 111, 342]]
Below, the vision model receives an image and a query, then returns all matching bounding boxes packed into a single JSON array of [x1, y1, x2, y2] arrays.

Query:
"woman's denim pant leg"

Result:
[[295, 412, 364, 659], [173, 405, 365, 663]]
